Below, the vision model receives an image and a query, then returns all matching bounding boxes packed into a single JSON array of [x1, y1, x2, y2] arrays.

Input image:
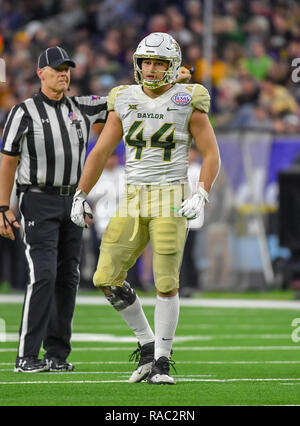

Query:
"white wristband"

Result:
[[196, 186, 209, 203], [75, 189, 88, 200]]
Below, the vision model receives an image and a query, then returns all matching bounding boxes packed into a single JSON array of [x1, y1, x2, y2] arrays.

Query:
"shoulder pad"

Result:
[[107, 85, 130, 111], [191, 84, 210, 113]]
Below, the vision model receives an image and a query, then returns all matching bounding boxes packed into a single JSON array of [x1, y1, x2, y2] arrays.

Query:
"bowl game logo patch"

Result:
[[171, 92, 192, 106]]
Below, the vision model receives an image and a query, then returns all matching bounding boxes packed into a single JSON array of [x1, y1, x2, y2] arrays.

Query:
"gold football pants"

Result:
[[93, 184, 189, 293]]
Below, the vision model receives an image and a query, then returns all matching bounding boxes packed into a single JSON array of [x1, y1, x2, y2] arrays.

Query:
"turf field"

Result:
[[1, 294, 300, 407]]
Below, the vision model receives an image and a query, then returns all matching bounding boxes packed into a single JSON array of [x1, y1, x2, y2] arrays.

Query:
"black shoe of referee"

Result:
[[14, 356, 50, 373], [43, 357, 75, 372]]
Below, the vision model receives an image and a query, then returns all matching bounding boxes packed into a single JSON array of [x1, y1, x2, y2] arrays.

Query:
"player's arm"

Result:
[[0, 104, 26, 238], [92, 122, 105, 135], [190, 110, 220, 193], [178, 110, 220, 221], [0, 154, 21, 240], [79, 111, 122, 194], [71, 111, 123, 227]]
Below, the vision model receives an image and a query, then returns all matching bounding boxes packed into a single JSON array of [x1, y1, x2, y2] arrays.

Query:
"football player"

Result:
[[71, 33, 220, 385]]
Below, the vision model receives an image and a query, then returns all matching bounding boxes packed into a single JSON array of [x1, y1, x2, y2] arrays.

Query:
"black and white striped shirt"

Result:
[[1, 90, 107, 186]]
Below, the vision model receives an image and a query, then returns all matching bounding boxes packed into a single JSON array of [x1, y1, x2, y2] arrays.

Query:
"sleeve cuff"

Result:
[[0, 149, 21, 156]]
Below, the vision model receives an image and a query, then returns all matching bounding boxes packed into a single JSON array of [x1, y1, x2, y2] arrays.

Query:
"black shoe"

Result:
[[147, 356, 176, 385], [14, 356, 49, 373], [43, 357, 75, 372], [128, 341, 154, 383]]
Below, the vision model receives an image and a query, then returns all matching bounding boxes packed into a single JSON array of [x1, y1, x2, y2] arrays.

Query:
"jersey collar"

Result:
[[37, 89, 68, 107]]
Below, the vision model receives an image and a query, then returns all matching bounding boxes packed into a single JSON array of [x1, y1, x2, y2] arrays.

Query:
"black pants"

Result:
[[179, 230, 199, 289], [0, 229, 27, 290], [17, 191, 83, 360]]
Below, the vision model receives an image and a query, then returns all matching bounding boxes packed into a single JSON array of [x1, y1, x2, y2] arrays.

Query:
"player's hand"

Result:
[[178, 186, 209, 221], [0, 206, 21, 240], [176, 66, 192, 84], [71, 190, 93, 228]]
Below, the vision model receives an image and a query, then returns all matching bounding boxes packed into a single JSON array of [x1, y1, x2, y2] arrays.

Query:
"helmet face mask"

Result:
[[133, 33, 182, 89]]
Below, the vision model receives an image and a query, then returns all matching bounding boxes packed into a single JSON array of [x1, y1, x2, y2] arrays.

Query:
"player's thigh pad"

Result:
[[150, 216, 187, 293], [93, 215, 148, 288]]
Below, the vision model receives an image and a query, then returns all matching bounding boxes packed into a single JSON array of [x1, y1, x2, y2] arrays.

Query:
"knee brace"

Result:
[[104, 281, 137, 311]]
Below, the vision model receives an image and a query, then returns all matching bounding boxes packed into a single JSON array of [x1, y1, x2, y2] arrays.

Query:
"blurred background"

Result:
[[0, 0, 300, 297]]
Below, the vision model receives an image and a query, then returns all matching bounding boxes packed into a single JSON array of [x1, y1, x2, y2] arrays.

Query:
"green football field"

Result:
[[1, 294, 300, 407]]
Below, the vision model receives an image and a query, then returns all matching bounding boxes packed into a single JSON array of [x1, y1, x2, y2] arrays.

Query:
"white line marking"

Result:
[[4, 324, 294, 333], [177, 378, 300, 383], [0, 370, 132, 374], [55, 324, 294, 331], [1, 345, 300, 353], [0, 370, 216, 377], [172, 346, 300, 351], [166, 346, 300, 351], [69, 345, 300, 351], [2, 332, 295, 343], [0, 333, 212, 343], [280, 383, 300, 386], [184, 360, 300, 364], [0, 380, 129, 385], [211, 334, 292, 339], [1, 378, 300, 385], [69, 360, 300, 365], [1, 295, 300, 310], [1, 360, 300, 366], [176, 375, 216, 377]]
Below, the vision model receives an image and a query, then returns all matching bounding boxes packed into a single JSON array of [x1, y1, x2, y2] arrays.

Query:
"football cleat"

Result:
[[43, 357, 75, 372], [128, 341, 154, 383], [14, 356, 49, 373], [147, 356, 176, 385]]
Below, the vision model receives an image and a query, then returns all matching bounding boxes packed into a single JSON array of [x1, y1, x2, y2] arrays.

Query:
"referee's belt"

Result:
[[17, 184, 77, 196]]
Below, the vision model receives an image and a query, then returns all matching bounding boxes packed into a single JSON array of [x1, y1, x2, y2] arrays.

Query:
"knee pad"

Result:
[[152, 220, 178, 255], [156, 276, 178, 294], [104, 281, 137, 311], [151, 218, 186, 293]]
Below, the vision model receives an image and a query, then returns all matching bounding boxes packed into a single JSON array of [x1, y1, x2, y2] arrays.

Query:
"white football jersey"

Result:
[[108, 83, 210, 185]]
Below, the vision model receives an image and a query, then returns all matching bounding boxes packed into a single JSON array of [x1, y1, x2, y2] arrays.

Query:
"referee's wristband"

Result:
[[0, 206, 9, 212]]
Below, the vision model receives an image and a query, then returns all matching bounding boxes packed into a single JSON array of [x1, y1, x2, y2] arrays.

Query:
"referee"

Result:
[[0, 47, 107, 372]]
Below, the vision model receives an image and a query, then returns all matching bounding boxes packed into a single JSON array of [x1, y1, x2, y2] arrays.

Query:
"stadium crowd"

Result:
[[0, 0, 300, 137]]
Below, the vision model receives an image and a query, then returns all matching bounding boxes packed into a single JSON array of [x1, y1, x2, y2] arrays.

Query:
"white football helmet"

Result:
[[133, 32, 182, 89]]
